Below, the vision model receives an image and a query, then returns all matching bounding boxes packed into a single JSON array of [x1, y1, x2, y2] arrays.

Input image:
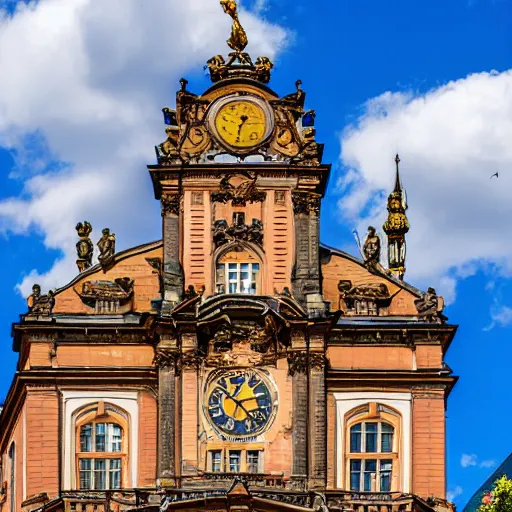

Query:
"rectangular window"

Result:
[[365, 423, 377, 453], [363, 459, 376, 491], [229, 451, 241, 472], [247, 451, 259, 473], [79, 458, 121, 490], [79, 459, 92, 489], [350, 424, 362, 453], [95, 423, 106, 452], [211, 450, 222, 472], [380, 460, 392, 492], [381, 423, 393, 453], [80, 424, 93, 452], [94, 459, 107, 490], [109, 459, 122, 489], [225, 263, 259, 295], [350, 460, 361, 491]]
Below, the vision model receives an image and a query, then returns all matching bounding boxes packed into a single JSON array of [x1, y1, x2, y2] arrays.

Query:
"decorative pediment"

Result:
[[75, 277, 134, 314]]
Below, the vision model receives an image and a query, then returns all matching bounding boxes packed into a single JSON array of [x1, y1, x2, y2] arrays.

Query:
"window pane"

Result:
[[228, 272, 238, 280], [109, 459, 122, 489], [94, 459, 106, 490], [80, 424, 93, 452], [95, 423, 106, 452], [380, 460, 392, 492], [229, 451, 241, 472], [229, 283, 238, 294], [253, 263, 260, 271], [228, 263, 237, 270], [363, 460, 376, 492], [350, 424, 362, 453], [247, 451, 259, 473], [79, 459, 92, 489], [350, 460, 361, 491], [211, 450, 222, 472], [241, 263, 249, 271], [365, 423, 377, 453]]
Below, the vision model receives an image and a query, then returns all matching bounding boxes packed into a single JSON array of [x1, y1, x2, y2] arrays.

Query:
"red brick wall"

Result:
[[26, 387, 59, 498], [412, 390, 446, 498], [138, 391, 157, 486]]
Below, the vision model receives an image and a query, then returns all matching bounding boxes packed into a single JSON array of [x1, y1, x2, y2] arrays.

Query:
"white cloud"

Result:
[[480, 459, 497, 468], [461, 453, 478, 468], [339, 70, 512, 302], [0, 0, 288, 296], [483, 304, 512, 331], [447, 485, 464, 502]]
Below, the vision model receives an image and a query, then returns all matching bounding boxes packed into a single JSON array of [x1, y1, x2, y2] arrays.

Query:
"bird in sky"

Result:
[[490, 171, 499, 179]]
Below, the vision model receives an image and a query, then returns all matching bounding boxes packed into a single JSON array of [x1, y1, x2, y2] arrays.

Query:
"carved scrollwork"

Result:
[[161, 193, 181, 217], [287, 351, 308, 376], [211, 174, 266, 206], [310, 352, 326, 371], [76, 277, 134, 314], [153, 349, 180, 369], [213, 217, 263, 249], [292, 191, 321, 215]]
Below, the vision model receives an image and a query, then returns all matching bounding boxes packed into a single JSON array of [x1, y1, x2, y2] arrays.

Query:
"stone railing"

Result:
[[324, 491, 455, 512], [60, 490, 158, 512]]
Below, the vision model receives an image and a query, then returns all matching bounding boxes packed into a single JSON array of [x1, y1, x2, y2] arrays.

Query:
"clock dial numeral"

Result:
[[205, 370, 276, 438]]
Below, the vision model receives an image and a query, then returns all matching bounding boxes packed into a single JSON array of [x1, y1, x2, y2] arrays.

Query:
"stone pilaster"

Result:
[[291, 191, 324, 315], [309, 353, 327, 488], [161, 192, 184, 314], [288, 350, 308, 484], [154, 342, 179, 484]]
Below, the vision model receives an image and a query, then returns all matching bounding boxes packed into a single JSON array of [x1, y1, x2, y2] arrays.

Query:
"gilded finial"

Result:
[[383, 154, 409, 281], [220, 0, 248, 53]]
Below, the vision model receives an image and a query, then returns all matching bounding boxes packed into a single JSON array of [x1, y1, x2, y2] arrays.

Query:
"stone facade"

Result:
[[0, 10, 458, 512]]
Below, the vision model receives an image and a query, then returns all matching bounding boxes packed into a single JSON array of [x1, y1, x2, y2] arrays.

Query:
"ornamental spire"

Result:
[[383, 154, 410, 281]]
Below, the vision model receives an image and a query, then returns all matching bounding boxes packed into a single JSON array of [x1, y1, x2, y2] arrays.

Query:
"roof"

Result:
[[463, 452, 512, 511]]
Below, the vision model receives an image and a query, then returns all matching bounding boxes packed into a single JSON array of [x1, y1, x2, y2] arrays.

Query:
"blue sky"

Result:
[[0, 0, 511, 507]]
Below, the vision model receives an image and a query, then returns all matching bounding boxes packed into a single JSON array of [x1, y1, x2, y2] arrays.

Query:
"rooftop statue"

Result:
[[97, 228, 116, 270], [220, 0, 248, 53]]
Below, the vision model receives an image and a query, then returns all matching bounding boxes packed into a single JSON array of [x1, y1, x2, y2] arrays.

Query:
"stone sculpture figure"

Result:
[[363, 226, 380, 266], [27, 284, 55, 316], [415, 287, 446, 323], [97, 228, 116, 269], [75, 221, 94, 272], [213, 219, 229, 247]]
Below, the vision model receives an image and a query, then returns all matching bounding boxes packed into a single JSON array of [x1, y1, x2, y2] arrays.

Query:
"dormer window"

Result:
[[215, 247, 262, 295]]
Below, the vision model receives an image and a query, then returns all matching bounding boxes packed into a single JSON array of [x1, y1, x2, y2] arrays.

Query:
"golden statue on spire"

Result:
[[220, 0, 248, 52]]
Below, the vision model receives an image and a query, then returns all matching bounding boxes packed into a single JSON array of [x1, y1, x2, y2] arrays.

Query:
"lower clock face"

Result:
[[205, 369, 277, 438]]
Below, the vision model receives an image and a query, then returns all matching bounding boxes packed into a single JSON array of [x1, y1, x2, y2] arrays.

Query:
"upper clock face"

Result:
[[205, 369, 277, 438], [209, 96, 273, 150]]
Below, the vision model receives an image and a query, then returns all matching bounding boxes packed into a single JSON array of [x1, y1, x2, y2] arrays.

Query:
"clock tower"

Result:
[[149, 6, 330, 487], [0, 2, 458, 512]]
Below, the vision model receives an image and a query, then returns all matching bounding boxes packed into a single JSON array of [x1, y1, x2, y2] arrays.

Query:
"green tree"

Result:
[[478, 476, 512, 512]]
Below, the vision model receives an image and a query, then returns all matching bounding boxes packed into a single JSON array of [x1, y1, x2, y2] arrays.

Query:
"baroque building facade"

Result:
[[0, 4, 458, 512]]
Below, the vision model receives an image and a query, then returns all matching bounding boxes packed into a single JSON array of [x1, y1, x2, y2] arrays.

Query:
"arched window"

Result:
[[75, 402, 128, 490], [345, 403, 400, 492], [8, 442, 15, 512], [215, 246, 261, 295]]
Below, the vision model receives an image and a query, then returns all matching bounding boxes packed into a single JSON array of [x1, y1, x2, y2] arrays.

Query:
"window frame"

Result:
[[344, 403, 401, 492], [74, 406, 129, 490]]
